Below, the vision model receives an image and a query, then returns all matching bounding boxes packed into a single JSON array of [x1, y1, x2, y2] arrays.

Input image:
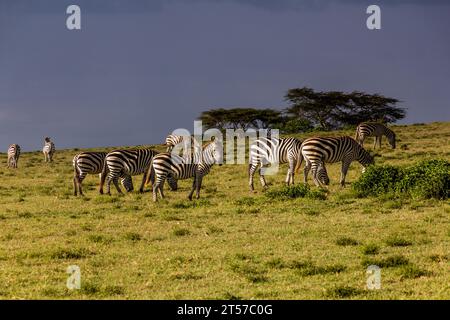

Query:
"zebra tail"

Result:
[[145, 160, 155, 187], [295, 149, 303, 174], [99, 159, 108, 191], [73, 157, 80, 179]]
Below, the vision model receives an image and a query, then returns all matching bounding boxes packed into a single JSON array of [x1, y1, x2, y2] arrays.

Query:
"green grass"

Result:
[[0, 122, 449, 299]]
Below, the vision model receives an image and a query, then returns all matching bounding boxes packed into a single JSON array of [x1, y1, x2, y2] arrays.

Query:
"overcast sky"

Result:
[[1, 0, 449, 151]]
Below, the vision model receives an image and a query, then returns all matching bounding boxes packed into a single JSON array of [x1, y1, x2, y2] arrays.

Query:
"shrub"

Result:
[[266, 184, 327, 200], [353, 165, 402, 197], [353, 159, 449, 199], [326, 286, 363, 298], [335, 237, 359, 246], [361, 243, 379, 255], [397, 159, 449, 199]]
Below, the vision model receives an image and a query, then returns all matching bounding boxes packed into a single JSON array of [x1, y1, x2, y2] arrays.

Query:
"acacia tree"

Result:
[[285, 87, 405, 130], [198, 108, 282, 131]]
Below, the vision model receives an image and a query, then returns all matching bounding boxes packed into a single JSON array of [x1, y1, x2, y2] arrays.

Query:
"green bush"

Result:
[[353, 165, 403, 197], [353, 159, 449, 199], [397, 159, 449, 199]]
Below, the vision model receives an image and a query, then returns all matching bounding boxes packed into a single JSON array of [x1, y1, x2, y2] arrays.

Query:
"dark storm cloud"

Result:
[[0, 0, 449, 151]]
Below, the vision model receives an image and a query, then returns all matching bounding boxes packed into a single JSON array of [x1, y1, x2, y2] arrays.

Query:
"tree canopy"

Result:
[[198, 87, 406, 133]]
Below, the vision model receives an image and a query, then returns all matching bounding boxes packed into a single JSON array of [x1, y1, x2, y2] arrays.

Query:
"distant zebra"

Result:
[[72, 151, 132, 196], [300, 136, 374, 187], [43, 137, 55, 162], [355, 122, 396, 149], [7, 144, 21, 168], [99, 148, 177, 195], [248, 137, 303, 191], [149, 138, 223, 202]]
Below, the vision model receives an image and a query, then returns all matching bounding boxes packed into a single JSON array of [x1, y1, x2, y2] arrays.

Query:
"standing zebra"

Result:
[[43, 137, 55, 162], [355, 122, 396, 149], [72, 151, 132, 196], [248, 137, 303, 191], [99, 148, 177, 195], [301, 136, 374, 187], [7, 144, 21, 168], [165, 134, 199, 153], [149, 138, 223, 202]]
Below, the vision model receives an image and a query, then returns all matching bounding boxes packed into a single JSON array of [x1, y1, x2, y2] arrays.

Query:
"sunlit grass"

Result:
[[0, 122, 449, 299]]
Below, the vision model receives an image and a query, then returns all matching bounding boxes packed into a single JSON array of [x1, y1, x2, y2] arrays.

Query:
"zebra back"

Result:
[[105, 148, 157, 176], [73, 152, 108, 175], [302, 136, 374, 166], [250, 137, 302, 166]]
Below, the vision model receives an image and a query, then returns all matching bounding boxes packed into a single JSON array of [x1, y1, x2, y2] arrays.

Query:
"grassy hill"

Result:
[[0, 122, 449, 299]]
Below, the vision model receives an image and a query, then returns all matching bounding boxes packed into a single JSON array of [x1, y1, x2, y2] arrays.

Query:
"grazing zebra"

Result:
[[99, 148, 177, 195], [7, 144, 21, 168], [300, 136, 374, 187], [248, 137, 303, 191], [355, 122, 396, 149], [149, 138, 223, 202], [72, 151, 132, 196], [165, 134, 199, 153], [43, 137, 55, 162]]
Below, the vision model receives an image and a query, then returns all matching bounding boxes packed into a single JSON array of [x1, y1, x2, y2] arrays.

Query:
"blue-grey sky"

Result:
[[1, 0, 449, 151]]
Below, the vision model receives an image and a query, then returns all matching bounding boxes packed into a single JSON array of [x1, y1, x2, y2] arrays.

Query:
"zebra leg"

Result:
[[373, 137, 377, 149], [340, 160, 351, 187], [188, 177, 196, 200], [311, 164, 321, 187], [105, 175, 113, 195], [286, 159, 296, 186], [73, 176, 78, 196], [112, 178, 123, 194], [153, 176, 166, 202], [195, 175, 204, 199], [303, 159, 311, 185], [139, 167, 149, 193], [259, 166, 268, 189], [248, 164, 257, 191], [78, 175, 86, 196]]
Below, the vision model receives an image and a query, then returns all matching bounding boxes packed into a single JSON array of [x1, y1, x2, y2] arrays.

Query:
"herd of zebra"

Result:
[[5, 123, 396, 202]]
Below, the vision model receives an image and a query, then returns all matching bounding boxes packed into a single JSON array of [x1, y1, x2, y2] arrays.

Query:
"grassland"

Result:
[[0, 122, 449, 299]]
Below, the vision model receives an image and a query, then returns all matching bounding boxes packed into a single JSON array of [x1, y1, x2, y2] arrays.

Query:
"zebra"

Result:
[[149, 138, 223, 202], [248, 137, 303, 191], [355, 122, 396, 149], [99, 148, 177, 195], [165, 134, 200, 153], [72, 151, 132, 196], [43, 137, 55, 162], [7, 144, 21, 168], [300, 136, 374, 187]]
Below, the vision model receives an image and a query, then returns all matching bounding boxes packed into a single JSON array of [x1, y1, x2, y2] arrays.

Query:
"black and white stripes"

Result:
[[149, 138, 223, 201], [165, 134, 199, 152], [99, 148, 177, 195], [301, 136, 374, 187], [355, 122, 396, 149], [248, 137, 303, 191], [7, 144, 21, 168], [43, 137, 55, 162], [73, 151, 113, 196]]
